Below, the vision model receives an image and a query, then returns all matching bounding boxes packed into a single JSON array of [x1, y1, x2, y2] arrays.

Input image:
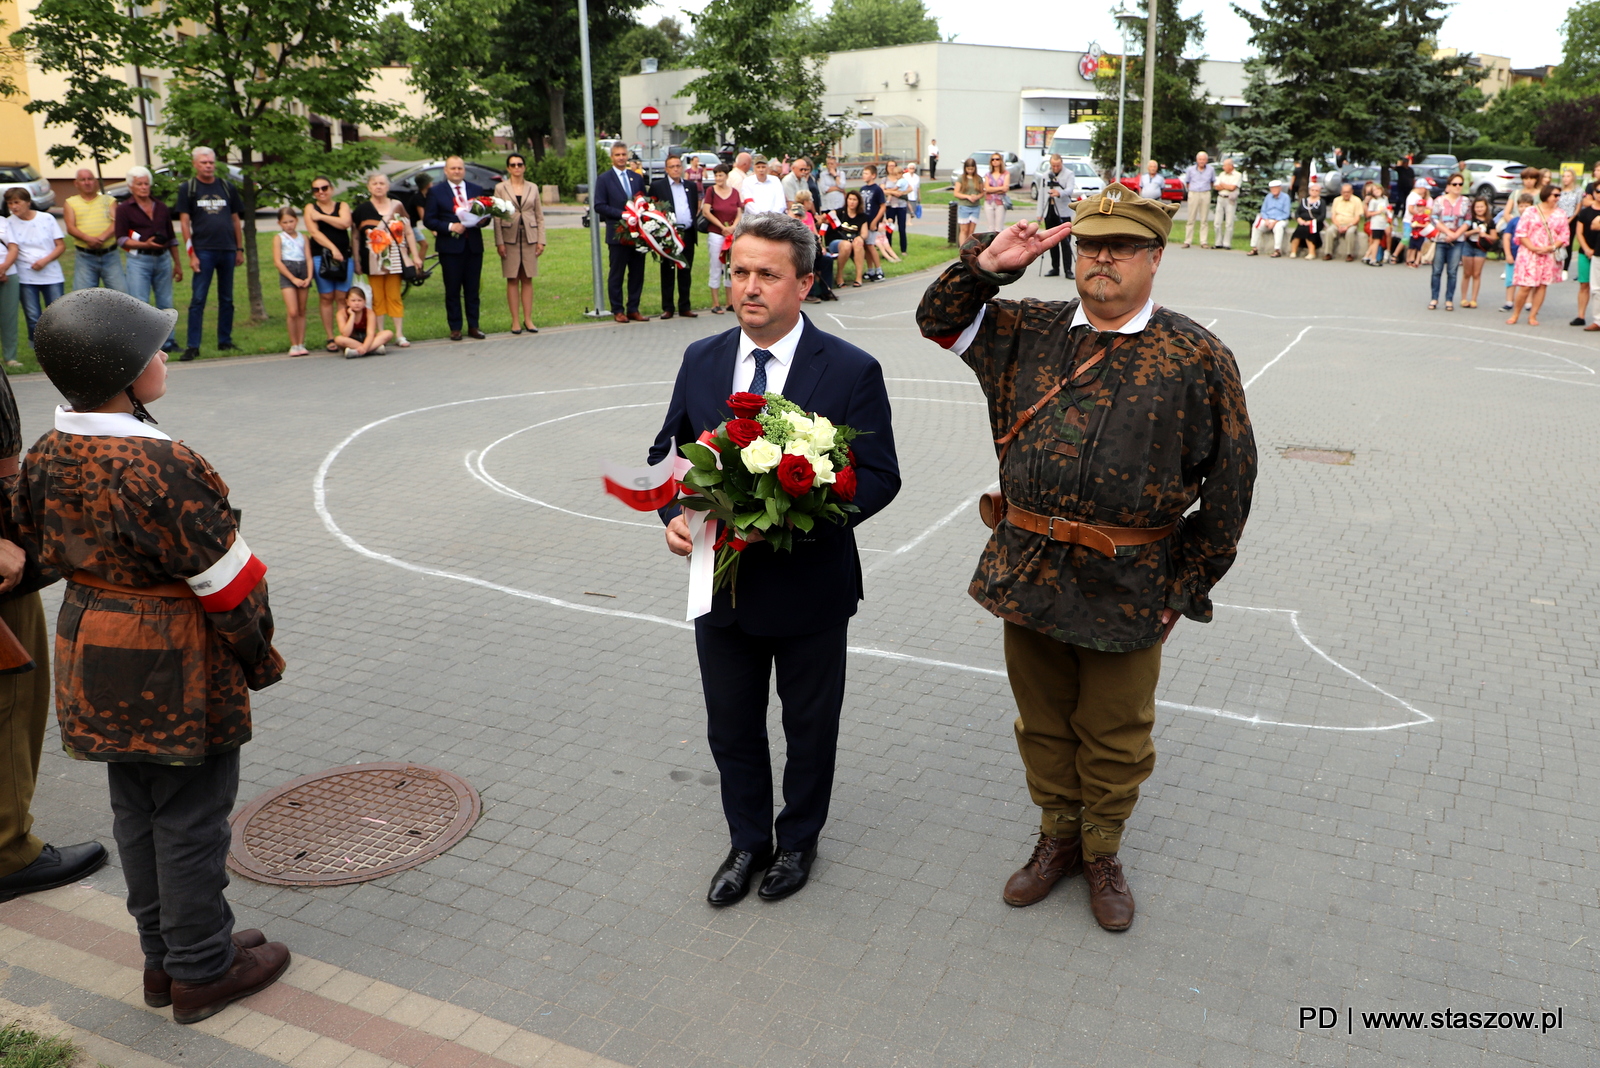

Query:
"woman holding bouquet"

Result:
[[493, 154, 547, 335], [352, 173, 421, 347]]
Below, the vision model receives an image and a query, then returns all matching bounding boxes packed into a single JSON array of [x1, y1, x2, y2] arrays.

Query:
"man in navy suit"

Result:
[[593, 143, 649, 323], [648, 154, 699, 319], [649, 213, 901, 905], [423, 156, 487, 340]]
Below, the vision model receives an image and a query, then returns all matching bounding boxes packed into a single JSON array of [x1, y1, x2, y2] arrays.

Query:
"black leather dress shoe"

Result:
[[467, 327, 487, 339], [179, 347, 199, 362], [1043, 268, 1059, 277], [0, 842, 109, 903], [706, 846, 773, 906], [757, 847, 816, 901]]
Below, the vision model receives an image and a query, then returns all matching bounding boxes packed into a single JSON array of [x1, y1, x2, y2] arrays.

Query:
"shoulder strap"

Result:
[[993, 337, 1110, 465]]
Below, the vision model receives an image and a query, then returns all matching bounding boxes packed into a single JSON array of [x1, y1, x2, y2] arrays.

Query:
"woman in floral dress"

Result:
[[1506, 186, 1569, 327]]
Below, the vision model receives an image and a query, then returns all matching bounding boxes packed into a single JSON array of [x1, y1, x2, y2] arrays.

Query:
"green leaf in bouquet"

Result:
[[682, 467, 723, 488], [756, 473, 779, 498], [681, 442, 719, 471], [764, 496, 783, 524], [751, 514, 774, 531], [736, 511, 765, 528], [766, 528, 792, 552], [678, 498, 714, 512], [790, 511, 815, 533]]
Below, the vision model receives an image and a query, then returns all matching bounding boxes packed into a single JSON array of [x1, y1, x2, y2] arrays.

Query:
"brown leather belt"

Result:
[[1003, 506, 1175, 558], [0, 457, 17, 478], [70, 570, 195, 599]]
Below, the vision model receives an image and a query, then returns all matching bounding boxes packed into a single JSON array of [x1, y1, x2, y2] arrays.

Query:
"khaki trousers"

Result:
[[1326, 226, 1363, 260], [1185, 191, 1211, 245], [1213, 195, 1238, 249], [1004, 621, 1160, 858], [0, 592, 50, 877]]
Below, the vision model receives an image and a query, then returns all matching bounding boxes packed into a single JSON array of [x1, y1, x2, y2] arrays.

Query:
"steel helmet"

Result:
[[32, 289, 177, 413]]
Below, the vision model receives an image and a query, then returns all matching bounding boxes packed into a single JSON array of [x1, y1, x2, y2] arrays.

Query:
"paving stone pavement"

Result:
[[3, 246, 1598, 1068]]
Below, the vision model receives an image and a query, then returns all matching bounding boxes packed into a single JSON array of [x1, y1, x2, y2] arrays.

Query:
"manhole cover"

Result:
[[1281, 448, 1353, 465], [228, 763, 479, 886]]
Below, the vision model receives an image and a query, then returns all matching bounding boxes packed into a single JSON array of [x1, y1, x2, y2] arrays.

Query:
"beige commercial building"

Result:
[[621, 40, 1248, 168]]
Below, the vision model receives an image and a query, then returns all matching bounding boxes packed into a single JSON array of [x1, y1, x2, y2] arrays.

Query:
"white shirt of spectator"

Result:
[[743, 175, 788, 216]]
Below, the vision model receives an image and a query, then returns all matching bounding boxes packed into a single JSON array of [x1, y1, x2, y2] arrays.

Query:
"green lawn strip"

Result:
[[7, 233, 956, 374], [0, 1021, 83, 1068]]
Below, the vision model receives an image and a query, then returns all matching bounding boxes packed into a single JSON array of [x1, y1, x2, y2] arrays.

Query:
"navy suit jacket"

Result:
[[648, 176, 700, 247], [594, 167, 647, 246], [424, 180, 487, 255], [649, 316, 900, 636]]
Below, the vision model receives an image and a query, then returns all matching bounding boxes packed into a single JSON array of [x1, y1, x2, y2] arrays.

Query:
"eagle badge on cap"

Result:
[[1099, 185, 1123, 214]]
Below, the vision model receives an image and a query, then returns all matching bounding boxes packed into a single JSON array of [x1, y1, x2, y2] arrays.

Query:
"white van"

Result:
[[1026, 122, 1098, 183]]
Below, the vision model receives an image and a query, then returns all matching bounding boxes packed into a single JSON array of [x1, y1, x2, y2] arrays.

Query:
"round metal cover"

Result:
[[228, 763, 479, 886]]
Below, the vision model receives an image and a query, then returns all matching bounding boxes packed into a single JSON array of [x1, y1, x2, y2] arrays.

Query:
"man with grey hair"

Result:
[[173, 146, 243, 360], [727, 151, 753, 192], [115, 165, 182, 352], [648, 210, 900, 907], [64, 167, 127, 294]]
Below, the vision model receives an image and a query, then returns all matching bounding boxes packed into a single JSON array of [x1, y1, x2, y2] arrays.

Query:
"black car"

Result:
[[388, 160, 505, 198]]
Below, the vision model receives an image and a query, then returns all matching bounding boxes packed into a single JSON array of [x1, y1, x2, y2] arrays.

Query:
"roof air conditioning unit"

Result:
[[903, 70, 919, 86]]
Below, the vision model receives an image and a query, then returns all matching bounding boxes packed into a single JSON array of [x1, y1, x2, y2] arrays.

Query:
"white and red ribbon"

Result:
[[620, 195, 688, 269], [187, 535, 267, 611], [602, 434, 722, 620]]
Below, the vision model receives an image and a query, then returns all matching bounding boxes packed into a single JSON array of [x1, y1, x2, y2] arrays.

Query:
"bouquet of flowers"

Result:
[[456, 195, 512, 228], [602, 391, 863, 607], [618, 194, 689, 269]]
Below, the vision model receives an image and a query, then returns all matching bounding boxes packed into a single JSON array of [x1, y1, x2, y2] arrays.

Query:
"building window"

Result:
[[1068, 99, 1099, 123], [140, 76, 160, 125]]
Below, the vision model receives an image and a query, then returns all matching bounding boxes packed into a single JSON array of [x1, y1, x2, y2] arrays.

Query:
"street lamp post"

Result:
[[1141, 0, 1156, 170], [1111, 4, 1140, 180], [577, 0, 607, 317]]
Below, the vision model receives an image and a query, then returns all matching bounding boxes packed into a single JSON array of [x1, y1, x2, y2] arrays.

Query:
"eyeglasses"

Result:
[[1447, 181, 1462, 187], [508, 162, 525, 168], [311, 184, 331, 192], [1075, 239, 1158, 261]]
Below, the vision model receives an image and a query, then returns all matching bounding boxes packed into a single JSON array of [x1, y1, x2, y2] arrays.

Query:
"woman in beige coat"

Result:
[[493, 154, 547, 334]]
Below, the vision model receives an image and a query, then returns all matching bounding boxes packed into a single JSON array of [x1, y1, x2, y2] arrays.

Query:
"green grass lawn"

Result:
[[0, 1022, 83, 1068], [7, 231, 956, 373]]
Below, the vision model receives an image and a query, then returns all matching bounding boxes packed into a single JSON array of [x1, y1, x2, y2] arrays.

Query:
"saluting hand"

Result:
[[976, 219, 1072, 274]]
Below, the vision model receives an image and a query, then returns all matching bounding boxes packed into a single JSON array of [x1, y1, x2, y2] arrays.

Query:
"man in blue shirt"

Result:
[[1248, 178, 1293, 257], [1180, 151, 1216, 248]]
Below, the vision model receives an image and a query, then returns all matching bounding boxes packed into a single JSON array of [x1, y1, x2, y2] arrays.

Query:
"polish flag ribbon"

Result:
[[186, 535, 267, 611], [602, 434, 722, 620]]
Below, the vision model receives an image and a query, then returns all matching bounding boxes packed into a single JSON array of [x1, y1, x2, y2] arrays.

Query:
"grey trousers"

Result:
[[107, 748, 240, 981]]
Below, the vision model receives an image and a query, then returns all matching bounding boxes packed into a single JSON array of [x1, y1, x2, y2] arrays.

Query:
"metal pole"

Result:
[[578, 0, 606, 317], [1140, 0, 1156, 168], [1114, 40, 1128, 180]]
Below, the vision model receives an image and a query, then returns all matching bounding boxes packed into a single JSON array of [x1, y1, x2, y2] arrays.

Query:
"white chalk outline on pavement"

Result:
[[315, 385, 1435, 732], [824, 309, 913, 331]]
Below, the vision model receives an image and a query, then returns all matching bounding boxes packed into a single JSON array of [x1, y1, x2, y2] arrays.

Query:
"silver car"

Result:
[[1462, 159, 1528, 201], [1030, 159, 1105, 207], [966, 151, 1027, 190], [0, 162, 55, 214]]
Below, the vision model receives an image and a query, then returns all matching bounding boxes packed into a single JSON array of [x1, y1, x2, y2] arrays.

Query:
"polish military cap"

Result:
[[1070, 184, 1174, 246], [33, 288, 176, 412]]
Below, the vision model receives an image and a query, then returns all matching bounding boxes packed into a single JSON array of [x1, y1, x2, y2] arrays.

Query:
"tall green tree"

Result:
[[152, 0, 399, 322], [9, 0, 157, 182], [677, 0, 852, 156], [404, 0, 521, 157], [1533, 95, 1600, 156], [373, 12, 421, 67], [1384, 0, 1482, 147], [592, 17, 692, 147], [1089, 0, 1220, 172], [1478, 81, 1565, 144], [1559, 0, 1600, 90], [812, 0, 939, 52]]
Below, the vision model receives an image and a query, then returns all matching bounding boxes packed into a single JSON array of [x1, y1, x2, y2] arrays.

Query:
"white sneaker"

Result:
[[375, 344, 387, 355], [345, 347, 360, 358]]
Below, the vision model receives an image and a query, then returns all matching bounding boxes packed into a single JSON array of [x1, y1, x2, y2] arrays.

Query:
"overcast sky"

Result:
[[636, 0, 1571, 71]]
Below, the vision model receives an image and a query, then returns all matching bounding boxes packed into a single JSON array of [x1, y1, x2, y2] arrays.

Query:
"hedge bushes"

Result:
[[525, 138, 612, 195]]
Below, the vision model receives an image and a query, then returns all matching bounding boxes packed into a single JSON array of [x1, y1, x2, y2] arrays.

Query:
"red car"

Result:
[[1116, 169, 1184, 202]]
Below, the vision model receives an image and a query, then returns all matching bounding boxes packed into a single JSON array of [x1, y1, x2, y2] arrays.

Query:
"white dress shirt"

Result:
[[742, 175, 788, 216], [732, 315, 806, 395], [666, 179, 691, 226], [949, 298, 1154, 358]]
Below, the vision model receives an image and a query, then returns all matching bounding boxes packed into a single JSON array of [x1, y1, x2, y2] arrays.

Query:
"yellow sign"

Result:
[[1561, 161, 1585, 184]]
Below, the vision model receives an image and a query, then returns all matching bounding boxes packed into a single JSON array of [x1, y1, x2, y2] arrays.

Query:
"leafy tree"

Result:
[[1559, 0, 1600, 90], [677, 0, 852, 156], [0, 18, 21, 100], [1384, 0, 1482, 148], [1477, 82, 1565, 144], [812, 0, 939, 52], [591, 17, 693, 146], [373, 12, 421, 67], [1533, 95, 1600, 157], [151, 0, 400, 322], [405, 0, 522, 157], [9, 0, 157, 182], [1089, 0, 1221, 173]]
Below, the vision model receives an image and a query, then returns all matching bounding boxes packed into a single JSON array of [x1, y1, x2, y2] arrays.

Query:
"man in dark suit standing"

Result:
[[650, 213, 900, 906], [593, 143, 649, 323], [648, 154, 699, 319], [423, 156, 488, 340]]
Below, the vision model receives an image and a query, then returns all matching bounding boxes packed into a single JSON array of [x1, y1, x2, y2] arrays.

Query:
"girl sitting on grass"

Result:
[[333, 285, 392, 359]]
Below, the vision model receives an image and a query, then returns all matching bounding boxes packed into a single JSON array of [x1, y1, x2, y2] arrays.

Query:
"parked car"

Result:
[[1462, 158, 1528, 201], [1030, 160, 1105, 206], [0, 162, 55, 214], [389, 160, 505, 199], [1116, 169, 1184, 202], [1419, 153, 1458, 169], [966, 151, 1026, 190]]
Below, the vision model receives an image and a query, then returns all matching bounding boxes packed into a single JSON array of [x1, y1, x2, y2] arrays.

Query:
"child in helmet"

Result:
[[11, 288, 288, 1024]]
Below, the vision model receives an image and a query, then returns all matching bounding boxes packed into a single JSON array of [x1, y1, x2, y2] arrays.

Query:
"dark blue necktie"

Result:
[[750, 349, 772, 395]]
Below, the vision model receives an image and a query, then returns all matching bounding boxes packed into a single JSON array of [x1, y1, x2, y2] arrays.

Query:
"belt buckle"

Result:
[[1046, 516, 1075, 542]]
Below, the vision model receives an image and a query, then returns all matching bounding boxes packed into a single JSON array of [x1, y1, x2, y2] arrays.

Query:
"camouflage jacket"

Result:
[[916, 235, 1256, 651], [11, 410, 284, 764]]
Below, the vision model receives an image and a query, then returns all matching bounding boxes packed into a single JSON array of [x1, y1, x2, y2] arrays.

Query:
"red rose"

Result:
[[831, 465, 858, 502], [776, 452, 816, 497], [725, 418, 763, 448], [727, 392, 767, 418], [714, 526, 748, 552]]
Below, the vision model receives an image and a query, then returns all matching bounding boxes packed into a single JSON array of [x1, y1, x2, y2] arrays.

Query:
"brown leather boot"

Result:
[[170, 941, 291, 1024], [1002, 833, 1082, 906], [144, 929, 268, 1007], [1085, 854, 1135, 931]]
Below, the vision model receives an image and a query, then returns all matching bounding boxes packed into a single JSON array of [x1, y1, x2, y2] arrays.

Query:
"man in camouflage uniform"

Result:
[[916, 188, 1255, 931], [15, 288, 289, 1022]]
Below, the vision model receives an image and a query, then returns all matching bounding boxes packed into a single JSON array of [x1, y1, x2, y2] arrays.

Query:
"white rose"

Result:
[[784, 438, 820, 460], [805, 416, 837, 451], [782, 411, 814, 437], [809, 451, 836, 486], [740, 436, 782, 473]]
